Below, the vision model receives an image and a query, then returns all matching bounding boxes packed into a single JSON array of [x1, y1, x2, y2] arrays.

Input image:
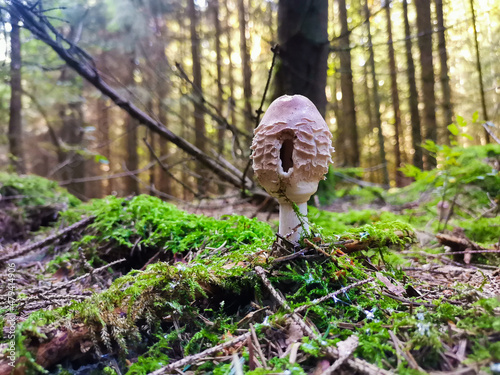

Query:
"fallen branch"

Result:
[[0, 216, 95, 264], [149, 332, 251, 374], [7, 1, 256, 193]]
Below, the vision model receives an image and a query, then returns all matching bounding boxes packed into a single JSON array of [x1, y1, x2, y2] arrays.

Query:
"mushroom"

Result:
[[250, 95, 334, 242]]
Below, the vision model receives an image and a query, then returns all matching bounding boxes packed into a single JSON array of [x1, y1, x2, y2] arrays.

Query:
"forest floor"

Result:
[[0, 144, 499, 375]]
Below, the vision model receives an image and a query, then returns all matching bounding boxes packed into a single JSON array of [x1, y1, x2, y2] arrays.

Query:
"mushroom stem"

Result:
[[279, 201, 308, 242]]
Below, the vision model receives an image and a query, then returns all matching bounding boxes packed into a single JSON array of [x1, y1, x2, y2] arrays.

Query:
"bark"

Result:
[[152, 14, 172, 196], [57, 100, 86, 198], [385, 1, 403, 186], [124, 55, 140, 195], [224, 0, 237, 133], [8, 1, 255, 193], [362, 63, 375, 173], [274, 0, 329, 117], [469, 0, 490, 143], [415, 0, 437, 168], [434, 0, 453, 144], [210, 0, 225, 158], [337, 0, 359, 166], [8, 12, 25, 174], [157, 80, 172, 196], [188, 0, 207, 194], [97, 97, 112, 196], [403, 0, 423, 169], [364, 1, 389, 186], [237, 0, 254, 131], [147, 104, 156, 196]]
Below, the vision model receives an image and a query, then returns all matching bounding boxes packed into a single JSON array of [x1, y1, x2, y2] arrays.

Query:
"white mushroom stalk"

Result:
[[251, 95, 334, 242]]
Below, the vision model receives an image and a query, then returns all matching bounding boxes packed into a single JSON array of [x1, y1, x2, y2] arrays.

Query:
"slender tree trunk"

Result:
[[469, 0, 489, 143], [157, 81, 172, 196], [364, 1, 389, 186], [8, 13, 25, 174], [434, 0, 453, 144], [97, 97, 112, 196], [57, 24, 87, 198], [237, 0, 253, 131], [147, 100, 156, 196], [58, 99, 86, 197], [152, 15, 172, 197], [403, 0, 423, 169], [123, 52, 139, 195], [362, 63, 375, 174], [337, 0, 359, 166], [124, 117, 139, 195], [415, 0, 437, 168], [385, 1, 403, 186], [224, 0, 237, 132], [273, 0, 329, 116], [188, 0, 207, 195], [210, 0, 225, 159]]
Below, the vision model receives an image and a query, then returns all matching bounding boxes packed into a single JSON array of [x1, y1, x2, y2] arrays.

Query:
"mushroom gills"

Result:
[[279, 137, 294, 176]]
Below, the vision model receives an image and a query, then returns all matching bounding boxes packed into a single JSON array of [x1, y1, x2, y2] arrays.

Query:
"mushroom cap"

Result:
[[250, 95, 334, 203]]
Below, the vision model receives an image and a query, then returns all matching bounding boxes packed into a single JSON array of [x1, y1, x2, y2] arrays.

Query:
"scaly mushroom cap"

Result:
[[250, 95, 334, 203]]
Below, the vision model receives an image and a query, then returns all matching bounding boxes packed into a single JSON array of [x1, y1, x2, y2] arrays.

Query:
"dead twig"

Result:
[[294, 278, 374, 314], [149, 332, 251, 374], [0, 216, 95, 264], [250, 323, 268, 369], [255, 267, 394, 375]]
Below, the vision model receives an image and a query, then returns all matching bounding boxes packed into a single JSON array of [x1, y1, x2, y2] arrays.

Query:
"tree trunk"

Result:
[[210, 0, 225, 160], [152, 14, 172, 197], [385, 1, 403, 186], [237, 0, 253, 132], [97, 97, 112, 196], [124, 55, 140, 196], [403, 0, 423, 170], [434, 0, 453, 144], [148, 108, 156, 196], [224, 0, 237, 134], [274, 0, 329, 117], [364, 0, 389, 186], [415, 0, 437, 168], [157, 81, 172, 197], [362, 63, 375, 176], [469, 0, 489, 143], [188, 0, 207, 195], [58, 100, 86, 198], [8, 13, 25, 174], [337, 0, 359, 166]]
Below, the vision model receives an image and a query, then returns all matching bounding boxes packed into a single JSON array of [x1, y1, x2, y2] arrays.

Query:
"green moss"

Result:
[[63, 195, 274, 256], [0, 172, 80, 208], [460, 217, 500, 244], [126, 333, 171, 374]]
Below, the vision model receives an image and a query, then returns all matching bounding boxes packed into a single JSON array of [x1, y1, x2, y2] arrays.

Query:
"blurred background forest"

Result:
[[0, 0, 499, 202]]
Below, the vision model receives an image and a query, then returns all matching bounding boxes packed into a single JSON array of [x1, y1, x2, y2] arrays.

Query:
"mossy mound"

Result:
[[61, 195, 275, 269], [0, 173, 80, 242]]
